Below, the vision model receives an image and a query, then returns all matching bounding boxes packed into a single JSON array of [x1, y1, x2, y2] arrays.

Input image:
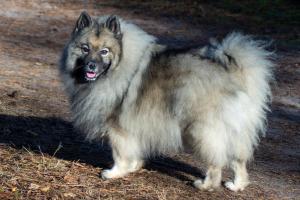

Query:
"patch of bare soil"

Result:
[[0, 1, 299, 199]]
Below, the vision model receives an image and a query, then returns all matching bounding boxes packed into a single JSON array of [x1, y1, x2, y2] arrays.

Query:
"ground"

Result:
[[0, 1, 299, 199]]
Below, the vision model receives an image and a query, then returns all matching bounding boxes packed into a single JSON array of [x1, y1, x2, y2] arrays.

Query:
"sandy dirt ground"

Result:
[[0, 1, 299, 199]]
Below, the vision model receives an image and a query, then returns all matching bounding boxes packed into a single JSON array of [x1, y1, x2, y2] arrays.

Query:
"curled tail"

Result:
[[200, 32, 275, 135], [199, 32, 274, 72]]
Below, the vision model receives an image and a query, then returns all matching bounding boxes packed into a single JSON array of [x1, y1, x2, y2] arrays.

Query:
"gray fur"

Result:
[[60, 13, 274, 192]]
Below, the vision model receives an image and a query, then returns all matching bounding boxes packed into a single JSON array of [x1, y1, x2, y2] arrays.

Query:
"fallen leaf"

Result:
[[63, 174, 79, 184], [40, 186, 50, 192], [35, 62, 43, 66], [11, 187, 17, 192], [63, 192, 76, 198], [29, 183, 40, 190]]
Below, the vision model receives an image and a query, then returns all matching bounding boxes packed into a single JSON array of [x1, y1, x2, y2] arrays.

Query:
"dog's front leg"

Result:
[[101, 130, 144, 179]]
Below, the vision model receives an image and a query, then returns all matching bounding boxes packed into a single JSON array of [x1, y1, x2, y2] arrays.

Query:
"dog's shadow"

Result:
[[0, 114, 204, 182]]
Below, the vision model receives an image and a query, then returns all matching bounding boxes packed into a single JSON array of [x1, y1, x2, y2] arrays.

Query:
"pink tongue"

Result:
[[86, 72, 96, 78]]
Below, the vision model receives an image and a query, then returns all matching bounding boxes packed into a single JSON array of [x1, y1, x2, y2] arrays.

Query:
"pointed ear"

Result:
[[72, 11, 92, 36], [105, 15, 121, 36]]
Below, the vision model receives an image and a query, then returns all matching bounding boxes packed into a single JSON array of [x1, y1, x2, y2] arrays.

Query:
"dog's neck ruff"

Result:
[[70, 17, 157, 140]]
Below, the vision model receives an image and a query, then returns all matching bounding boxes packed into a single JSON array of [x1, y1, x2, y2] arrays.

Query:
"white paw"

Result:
[[224, 181, 247, 192], [101, 168, 125, 180], [129, 160, 144, 172], [194, 180, 215, 191]]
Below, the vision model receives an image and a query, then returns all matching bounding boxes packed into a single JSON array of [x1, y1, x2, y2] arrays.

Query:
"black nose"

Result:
[[87, 62, 96, 70]]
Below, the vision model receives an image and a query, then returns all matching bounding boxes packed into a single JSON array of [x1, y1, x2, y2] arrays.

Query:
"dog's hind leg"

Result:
[[101, 131, 143, 180], [187, 121, 224, 191], [194, 165, 222, 191], [224, 160, 249, 191]]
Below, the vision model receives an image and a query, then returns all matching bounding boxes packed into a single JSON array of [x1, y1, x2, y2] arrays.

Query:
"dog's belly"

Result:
[[119, 107, 183, 154]]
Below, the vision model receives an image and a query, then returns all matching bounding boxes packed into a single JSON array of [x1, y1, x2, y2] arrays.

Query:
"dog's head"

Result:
[[64, 12, 122, 84]]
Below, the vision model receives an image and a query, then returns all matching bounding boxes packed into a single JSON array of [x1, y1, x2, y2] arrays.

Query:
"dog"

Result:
[[59, 12, 274, 192]]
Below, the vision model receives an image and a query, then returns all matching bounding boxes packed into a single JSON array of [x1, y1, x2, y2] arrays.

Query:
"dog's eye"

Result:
[[100, 48, 109, 56], [81, 44, 89, 54]]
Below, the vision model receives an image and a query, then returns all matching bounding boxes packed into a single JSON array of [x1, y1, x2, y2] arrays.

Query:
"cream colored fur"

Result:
[[60, 15, 274, 192]]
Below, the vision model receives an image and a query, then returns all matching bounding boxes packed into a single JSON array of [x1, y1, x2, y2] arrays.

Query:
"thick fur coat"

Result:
[[60, 12, 274, 192]]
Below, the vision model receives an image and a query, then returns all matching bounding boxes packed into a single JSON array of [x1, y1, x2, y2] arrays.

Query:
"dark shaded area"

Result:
[[271, 107, 300, 123], [0, 115, 112, 168], [1, 106, 299, 183], [97, 0, 300, 51], [0, 114, 204, 182], [102, 0, 300, 28], [148, 157, 205, 183]]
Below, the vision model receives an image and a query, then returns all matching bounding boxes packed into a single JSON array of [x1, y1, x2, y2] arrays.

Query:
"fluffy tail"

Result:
[[199, 32, 274, 72], [200, 32, 275, 135]]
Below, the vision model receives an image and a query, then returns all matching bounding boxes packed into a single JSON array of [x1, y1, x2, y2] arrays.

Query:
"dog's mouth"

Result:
[[73, 58, 112, 83], [84, 63, 111, 82], [85, 71, 97, 81]]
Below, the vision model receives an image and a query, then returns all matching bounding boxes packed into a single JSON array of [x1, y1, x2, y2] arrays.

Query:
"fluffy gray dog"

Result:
[[59, 12, 274, 192]]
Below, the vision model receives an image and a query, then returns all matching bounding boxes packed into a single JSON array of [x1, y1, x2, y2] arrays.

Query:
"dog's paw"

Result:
[[130, 160, 144, 172], [193, 179, 216, 192], [224, 181, 248, 192], [101, 168, 124, 180], [101, 169, 113, 180]]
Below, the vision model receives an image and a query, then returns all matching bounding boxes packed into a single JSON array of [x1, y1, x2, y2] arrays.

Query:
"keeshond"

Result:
[[59, 12, 274, 192]]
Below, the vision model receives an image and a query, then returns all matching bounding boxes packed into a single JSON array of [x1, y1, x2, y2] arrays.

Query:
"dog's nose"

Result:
[[87, 62, 96, 70]]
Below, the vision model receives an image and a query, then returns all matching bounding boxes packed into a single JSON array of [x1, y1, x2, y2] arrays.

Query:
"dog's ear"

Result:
[[105, 15, 121, 37], [72, 11, 92, 36]]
